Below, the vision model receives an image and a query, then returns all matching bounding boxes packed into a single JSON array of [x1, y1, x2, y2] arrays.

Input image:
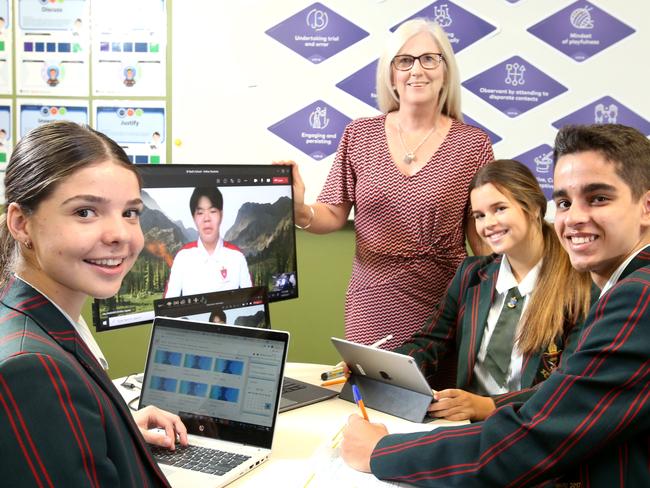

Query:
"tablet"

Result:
[[331, 337, 433, 396]]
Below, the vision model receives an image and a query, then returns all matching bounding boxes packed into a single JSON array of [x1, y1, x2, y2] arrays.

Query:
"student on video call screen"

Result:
[[93, 164, 297, 330]]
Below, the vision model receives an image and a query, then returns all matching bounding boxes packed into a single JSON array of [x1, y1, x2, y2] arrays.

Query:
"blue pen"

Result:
[[351, 384, 369, 421]]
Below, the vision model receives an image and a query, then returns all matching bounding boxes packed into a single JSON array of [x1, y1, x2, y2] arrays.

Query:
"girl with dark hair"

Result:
[[0, 121, 186, 486], [393, 159, 593, 421]]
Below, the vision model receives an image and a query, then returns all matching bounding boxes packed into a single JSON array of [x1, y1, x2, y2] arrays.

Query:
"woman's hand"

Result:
[[273, 159, 305, 206], [133, 405, 189, 450], [428, 389, 496, 421], [272, 160, 314, 227], [272, 159, 351, 232]]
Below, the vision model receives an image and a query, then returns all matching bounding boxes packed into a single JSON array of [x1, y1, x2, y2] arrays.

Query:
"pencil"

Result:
[[320, 366, 345, 381], [320, 377, 347, 387]]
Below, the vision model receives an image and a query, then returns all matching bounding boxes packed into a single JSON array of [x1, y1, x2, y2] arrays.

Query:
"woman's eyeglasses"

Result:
[[392, 53, 444, 71]]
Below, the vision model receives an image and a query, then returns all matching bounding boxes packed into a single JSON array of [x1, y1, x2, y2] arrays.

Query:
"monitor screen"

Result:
[[92, 164, 296, 330], [152, 286, 270, 329]]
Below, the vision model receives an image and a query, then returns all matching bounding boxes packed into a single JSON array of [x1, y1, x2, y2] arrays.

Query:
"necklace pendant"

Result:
[[404, 152, 416, 165]]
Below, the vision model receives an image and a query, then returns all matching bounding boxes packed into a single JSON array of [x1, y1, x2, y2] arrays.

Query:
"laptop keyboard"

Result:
[[282, 378, 307, 394], [151, 444, 251, 476]]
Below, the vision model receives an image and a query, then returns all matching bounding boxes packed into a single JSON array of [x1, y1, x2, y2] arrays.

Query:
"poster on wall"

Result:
[[0, 0, 13, 95], [336, 59, 379, 111], [93, 100, 166, 164], [0, 100, 11, 164], [391, 1, 498, 53], [17, 98, 88, 138], [268, 100, 351, 161], [16, 0, 89, 96], [528, 1, 635, 62], [463, 55, 568, 118], [265, 2, 369, 64], [91, 0, 166, 96], [552, 96, 650, 136], [514, 144, 555, 201]]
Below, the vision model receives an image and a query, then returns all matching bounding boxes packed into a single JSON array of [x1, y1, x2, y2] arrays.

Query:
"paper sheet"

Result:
[[303, 418, 457, 487]]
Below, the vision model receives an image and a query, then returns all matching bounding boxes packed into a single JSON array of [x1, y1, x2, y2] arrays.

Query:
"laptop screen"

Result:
[[152, 286, 270, 328], [139, 317, 288, 448]]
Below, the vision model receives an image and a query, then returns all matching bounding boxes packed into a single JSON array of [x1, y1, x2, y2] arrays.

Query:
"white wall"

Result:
[[171, 0, 650, 203]]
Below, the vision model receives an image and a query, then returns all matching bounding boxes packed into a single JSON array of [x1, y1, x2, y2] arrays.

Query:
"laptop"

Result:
[[278, 376, 337, 412], [153, 288, 337, 412], [139, 316, 289, 488]]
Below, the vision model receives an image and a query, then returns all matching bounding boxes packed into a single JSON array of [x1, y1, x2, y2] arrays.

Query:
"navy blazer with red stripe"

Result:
[[394, 254, 585, 407], [371, 247, 650, 487], [0, 277, 170, 487]]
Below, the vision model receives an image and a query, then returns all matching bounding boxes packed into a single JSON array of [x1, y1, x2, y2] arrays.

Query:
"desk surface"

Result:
[[115, 363, 464, 487]]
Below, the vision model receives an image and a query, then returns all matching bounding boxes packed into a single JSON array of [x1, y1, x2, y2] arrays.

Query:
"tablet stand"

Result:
[[339, 374, 433, 423]]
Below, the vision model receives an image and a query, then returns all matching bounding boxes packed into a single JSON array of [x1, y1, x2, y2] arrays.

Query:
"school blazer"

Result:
[[0, 277, 170, 487], [371, 246, 650, 487], [395, 254, 584, 407]]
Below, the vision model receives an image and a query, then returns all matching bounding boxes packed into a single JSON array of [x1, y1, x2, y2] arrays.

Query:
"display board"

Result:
[[171, 0, 650, 204], [0, 0, 169, 197]]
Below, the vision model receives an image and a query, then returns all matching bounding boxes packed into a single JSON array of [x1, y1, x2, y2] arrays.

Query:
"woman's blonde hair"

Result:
[[376, 18, 462, 119], [470, 160, 592, 354]]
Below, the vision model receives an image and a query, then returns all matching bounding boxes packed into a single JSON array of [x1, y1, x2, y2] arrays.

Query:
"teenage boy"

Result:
[[341, 124, 650, 487], [165, 187, 252, 298]]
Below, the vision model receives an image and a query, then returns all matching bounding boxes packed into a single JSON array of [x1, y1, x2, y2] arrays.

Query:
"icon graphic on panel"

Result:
[[124, 66, 137, 87], [72, 18, 83, 36], [570, 6, 594, 29], [309, 106, 329, 129], [46, 65, 60, 87], [594, 103, 618, 123], [307, 8, 328, 31], [534, 150, 553, 174], [433, 4, 452, 28], [505, 63, 526, 86], [150, 131, 161, 149]]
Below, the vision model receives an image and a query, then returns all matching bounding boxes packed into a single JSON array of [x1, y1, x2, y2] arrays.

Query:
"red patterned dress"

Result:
[[318, 114, 494, 348]]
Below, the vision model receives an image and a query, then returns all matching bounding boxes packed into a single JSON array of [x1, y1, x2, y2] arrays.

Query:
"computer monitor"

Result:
[[92, 164, 297, 331], [152, 286, 270, 329]]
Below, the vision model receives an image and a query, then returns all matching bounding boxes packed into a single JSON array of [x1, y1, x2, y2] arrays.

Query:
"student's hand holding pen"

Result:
[[340, 414, 388, 473]]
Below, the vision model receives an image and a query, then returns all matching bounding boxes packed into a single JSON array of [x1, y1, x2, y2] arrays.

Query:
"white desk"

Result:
[[115, 363, 465, 487]]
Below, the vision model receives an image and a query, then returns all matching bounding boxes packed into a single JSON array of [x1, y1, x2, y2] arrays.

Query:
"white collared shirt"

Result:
[[472, 256, 542, 396], [164, 237, 252, 298], [599, 246, 647, 298], [15, 275, 109, 370]]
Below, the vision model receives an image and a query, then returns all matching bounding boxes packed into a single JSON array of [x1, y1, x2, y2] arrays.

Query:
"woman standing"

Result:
[[0, 122, 186, 486], [288, 19, 494, 347], [394, 160, 593, 421]]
